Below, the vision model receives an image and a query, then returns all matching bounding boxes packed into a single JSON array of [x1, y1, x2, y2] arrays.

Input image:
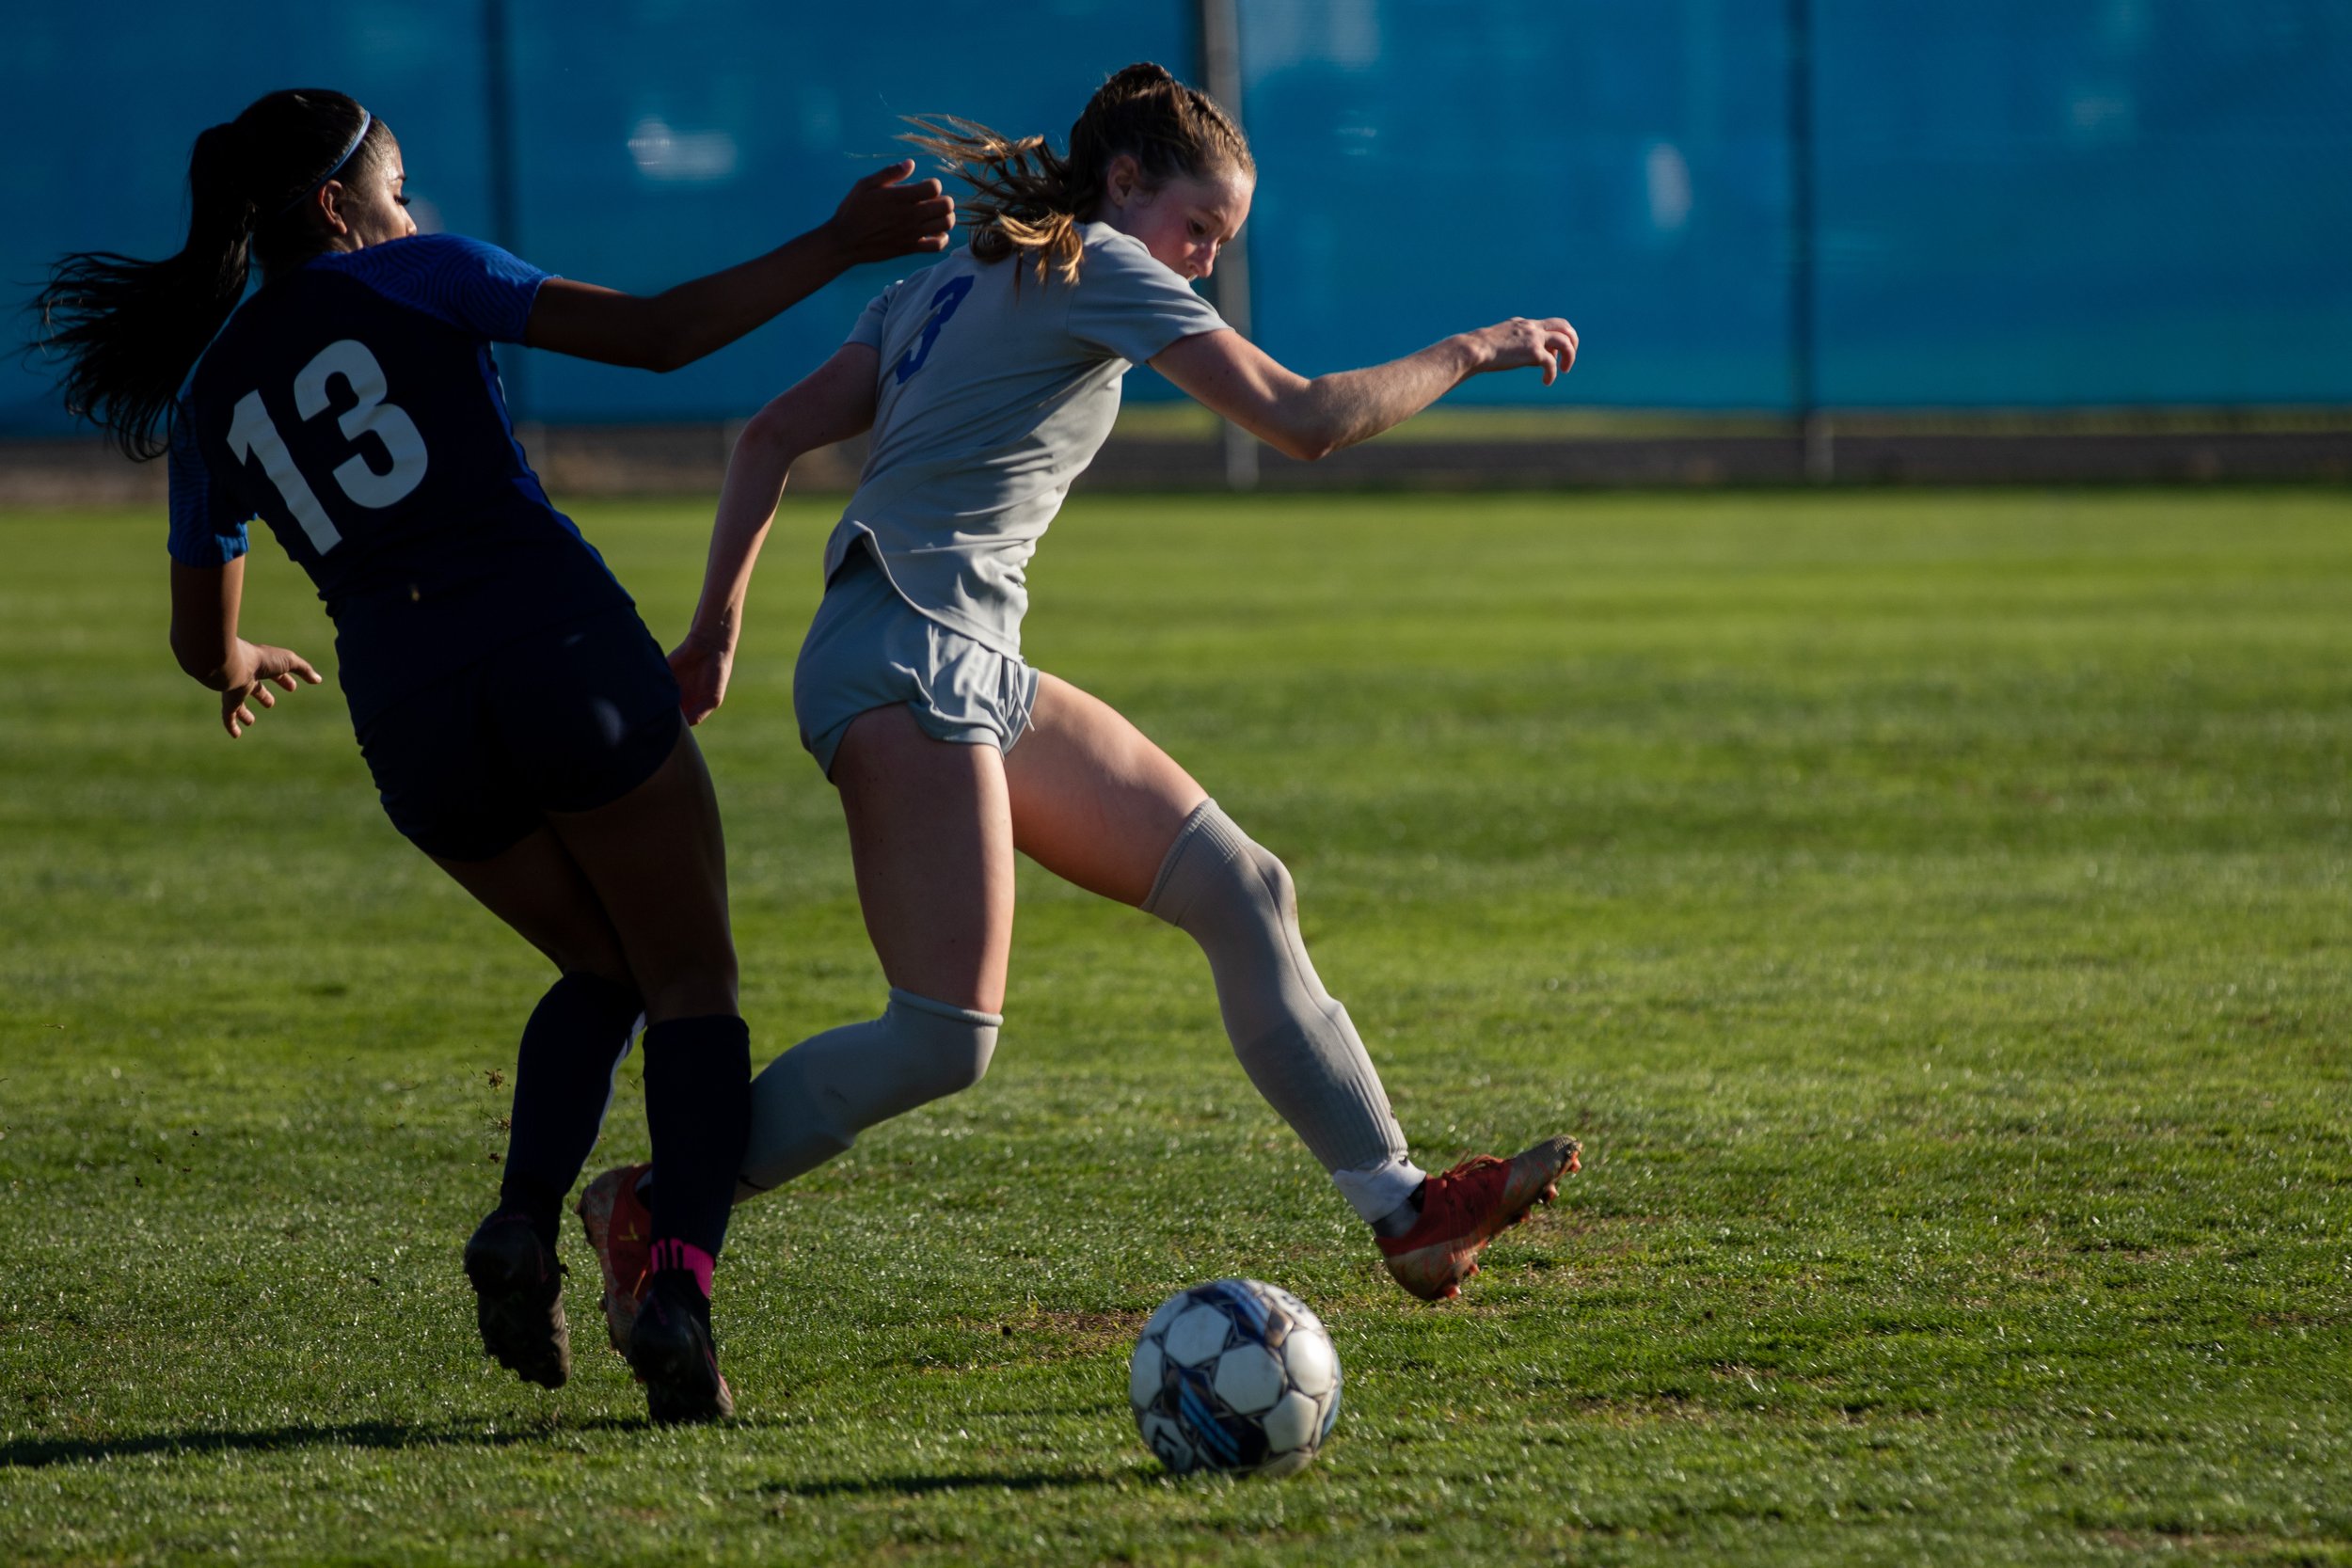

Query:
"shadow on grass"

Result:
[[765, 1467, 1130, 1500], [0, 1415, 644, 1469]]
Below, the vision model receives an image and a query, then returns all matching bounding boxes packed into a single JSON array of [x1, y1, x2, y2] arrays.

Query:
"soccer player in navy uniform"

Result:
[[33, 87, 952, 1423]]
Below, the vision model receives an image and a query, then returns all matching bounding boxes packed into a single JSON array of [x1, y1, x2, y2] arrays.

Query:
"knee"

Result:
[[936, 1033, 994, 1095], [1190, 833, 1301, 938], [888, 990, 999, 1101], [738, 990, 999, 1194], [1144, 800, 1302, 937], [557, 961, 640, 1002], [541, 923, 634, 990], [1240, 840, 1298, 926], [917, 1043, 993, 1101], [638, 956, 739, 1025]]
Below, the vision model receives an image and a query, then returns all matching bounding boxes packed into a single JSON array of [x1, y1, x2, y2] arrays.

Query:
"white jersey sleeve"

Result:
[[820, 227, 1231, 657], [1064, 230, 1230, 364], [846, 276, 912, 352]]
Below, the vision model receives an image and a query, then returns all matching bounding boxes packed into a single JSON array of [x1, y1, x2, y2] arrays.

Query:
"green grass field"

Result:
[[3, 487, 2349, 1565]]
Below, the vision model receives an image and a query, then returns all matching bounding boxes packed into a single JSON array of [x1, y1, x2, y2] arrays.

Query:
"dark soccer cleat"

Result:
[[627, 1272, 734, 1425], [462, 1209, 571, 1388], [575, 1163, 653, 1357], [1375, 1135, 1581, 1302]]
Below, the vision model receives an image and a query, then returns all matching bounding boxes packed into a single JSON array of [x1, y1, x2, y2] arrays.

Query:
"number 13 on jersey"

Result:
[[228, 338, 429, 553]]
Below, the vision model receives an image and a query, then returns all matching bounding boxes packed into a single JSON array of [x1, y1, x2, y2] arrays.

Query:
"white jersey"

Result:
[[823, 223, 1229, 656]]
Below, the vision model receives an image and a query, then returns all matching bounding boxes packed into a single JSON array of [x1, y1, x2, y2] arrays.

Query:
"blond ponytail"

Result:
[[899, 116, 1088, 283], [903, 62, 1253, 286]]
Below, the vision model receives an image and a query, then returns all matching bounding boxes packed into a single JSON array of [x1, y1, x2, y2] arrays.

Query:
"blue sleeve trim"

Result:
[[329, 232, 552, 343], [166, 402, 250, 568]]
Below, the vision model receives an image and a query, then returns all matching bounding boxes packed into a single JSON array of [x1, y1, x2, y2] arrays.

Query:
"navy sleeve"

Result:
[[331, 232, 552, 343], [166, 400, 250, 567]]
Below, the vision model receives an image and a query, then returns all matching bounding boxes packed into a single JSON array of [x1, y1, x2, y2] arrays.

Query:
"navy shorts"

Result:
[[356, 605, 683, 861]]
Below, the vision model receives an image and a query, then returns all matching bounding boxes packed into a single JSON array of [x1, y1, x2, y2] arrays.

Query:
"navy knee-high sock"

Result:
[[642, 1014, 752, 1277], [498, 972, 644, 1246]]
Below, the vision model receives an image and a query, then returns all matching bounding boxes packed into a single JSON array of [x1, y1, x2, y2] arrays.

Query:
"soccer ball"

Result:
[[1128, 1278, 1342, 1478]]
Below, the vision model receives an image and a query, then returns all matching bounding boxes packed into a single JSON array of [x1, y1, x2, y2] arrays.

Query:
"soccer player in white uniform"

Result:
[[580, 63, 1581, 1332]]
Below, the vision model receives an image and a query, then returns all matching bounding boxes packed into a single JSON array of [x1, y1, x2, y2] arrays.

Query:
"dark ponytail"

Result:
[[28, 89, 384, 460]]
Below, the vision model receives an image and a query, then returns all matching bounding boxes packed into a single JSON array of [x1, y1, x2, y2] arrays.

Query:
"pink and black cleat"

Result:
[[628, 1266, 734, 1425]]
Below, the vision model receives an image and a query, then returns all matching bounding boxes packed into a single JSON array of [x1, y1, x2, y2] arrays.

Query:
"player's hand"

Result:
[[1465, 317, 1580, 385], [222, 641, 322, 739], [824, 161, 956, 264], [668, 629, 735, 727]]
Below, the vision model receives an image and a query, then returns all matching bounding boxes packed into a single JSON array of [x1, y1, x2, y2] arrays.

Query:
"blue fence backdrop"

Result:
[[6, 0, 2348, 434]]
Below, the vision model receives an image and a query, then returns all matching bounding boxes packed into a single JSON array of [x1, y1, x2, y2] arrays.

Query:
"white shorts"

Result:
[[792, 547, 1039, 778]]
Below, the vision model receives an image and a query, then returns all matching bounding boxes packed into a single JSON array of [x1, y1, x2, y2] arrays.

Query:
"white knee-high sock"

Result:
[[1142, 800, 1423, 1222], [737, 989, 1001, 1198]]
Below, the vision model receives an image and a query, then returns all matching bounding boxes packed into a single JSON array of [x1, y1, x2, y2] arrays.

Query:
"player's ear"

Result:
[[314, 181, 351, 237], [1104, 152, 1143, 210]]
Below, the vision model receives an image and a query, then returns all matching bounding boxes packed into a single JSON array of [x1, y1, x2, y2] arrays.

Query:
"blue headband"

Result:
[[274, 109, 373, 219]]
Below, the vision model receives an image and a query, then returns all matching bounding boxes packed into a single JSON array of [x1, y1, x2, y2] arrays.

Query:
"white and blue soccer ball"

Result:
[[1129, 1277, 1342, 1478]]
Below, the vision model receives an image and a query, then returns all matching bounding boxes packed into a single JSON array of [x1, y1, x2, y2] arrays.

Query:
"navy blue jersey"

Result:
[[169, 233, 631, 723]]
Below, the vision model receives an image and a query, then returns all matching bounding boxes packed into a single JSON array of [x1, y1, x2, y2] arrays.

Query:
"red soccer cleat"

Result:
[[1376, 1135, 1581, 1302], [575, 1164, 653, 1356]]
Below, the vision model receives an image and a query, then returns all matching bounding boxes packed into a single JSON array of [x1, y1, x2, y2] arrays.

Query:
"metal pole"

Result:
[[1789, 0, 1831, 482], [484, 0, 528, 420], [1199, 0, 1259, 490]]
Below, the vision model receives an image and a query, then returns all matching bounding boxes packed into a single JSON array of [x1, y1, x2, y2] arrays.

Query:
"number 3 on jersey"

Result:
[[227, 339, 429, 553], [893, 276, 976, 386]]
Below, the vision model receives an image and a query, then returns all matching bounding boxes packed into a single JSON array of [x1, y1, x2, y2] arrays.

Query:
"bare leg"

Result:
[[831, 702, 1017, 1013], [822, 677, 1570, 1306], [437, 721, 738, 1022], [541, 726, 738, 1024], [1003, 673, 1206, 905], [431, 830, 632, 987], [1005, 673, 1418, 1212], [732, 704, 1014, 1195]]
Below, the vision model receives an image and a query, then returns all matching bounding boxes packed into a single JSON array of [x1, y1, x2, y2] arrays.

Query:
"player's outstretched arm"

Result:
[[167, 559, 322, 739], [1152, 317, 1578, 462], [524, 163, 953, 373], [669, 345, 882, 724]]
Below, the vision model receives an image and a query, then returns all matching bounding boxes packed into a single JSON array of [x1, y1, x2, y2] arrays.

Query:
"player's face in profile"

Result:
[[329, 139, 420, 251], [1105, 166, 1253, 283]]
